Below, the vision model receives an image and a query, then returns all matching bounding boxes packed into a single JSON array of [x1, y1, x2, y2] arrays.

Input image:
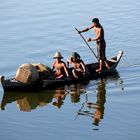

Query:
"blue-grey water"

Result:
[[0, 0, 140, 140]]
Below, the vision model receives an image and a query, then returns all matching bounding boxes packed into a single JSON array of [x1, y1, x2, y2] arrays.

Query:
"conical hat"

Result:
[[53, 52, 63, 59]]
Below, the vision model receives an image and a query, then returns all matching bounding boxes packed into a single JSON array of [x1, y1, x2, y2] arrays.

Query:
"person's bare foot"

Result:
[[96, 68, 102, 73], [105, 64, 110, 69]]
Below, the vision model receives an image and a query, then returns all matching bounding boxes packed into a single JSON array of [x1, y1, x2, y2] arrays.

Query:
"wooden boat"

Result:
[[0, 51, 123, 92]]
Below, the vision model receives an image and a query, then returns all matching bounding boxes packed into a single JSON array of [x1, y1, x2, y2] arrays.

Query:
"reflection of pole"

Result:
[[75, 94, 88, 120]]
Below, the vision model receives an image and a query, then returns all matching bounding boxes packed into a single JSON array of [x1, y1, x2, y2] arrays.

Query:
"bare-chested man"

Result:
[[78, 18, 110, 72], [52, 52, 69, 79]]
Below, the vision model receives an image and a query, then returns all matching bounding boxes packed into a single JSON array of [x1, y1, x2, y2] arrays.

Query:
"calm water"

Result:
[[0, 0, 140, 140]]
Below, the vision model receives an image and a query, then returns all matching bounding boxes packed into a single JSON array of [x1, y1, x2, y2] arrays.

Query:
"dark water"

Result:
[[0, 0, 140, 140]]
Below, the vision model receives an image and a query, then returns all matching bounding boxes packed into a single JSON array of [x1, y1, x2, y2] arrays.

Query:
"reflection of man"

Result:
[[93, 108, 102, 126], [52, 89, 66, 108], [87, 78, 106, 126], [70, 84, 86, 103]]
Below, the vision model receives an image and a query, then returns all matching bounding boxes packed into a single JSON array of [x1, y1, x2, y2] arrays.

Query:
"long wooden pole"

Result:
[[75, 27, 98, 60]]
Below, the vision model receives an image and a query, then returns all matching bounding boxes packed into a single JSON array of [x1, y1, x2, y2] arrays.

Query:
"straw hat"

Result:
[[53, 52, 63, 59]]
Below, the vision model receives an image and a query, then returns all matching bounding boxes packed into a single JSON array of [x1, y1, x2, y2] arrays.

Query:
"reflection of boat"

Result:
[[0, 72, 123, 113], [0, 91, 55, 112], [0, 51, 123, 92]]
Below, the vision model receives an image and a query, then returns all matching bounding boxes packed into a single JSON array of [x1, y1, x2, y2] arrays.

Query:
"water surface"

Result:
[[0, 0, 140, 140]]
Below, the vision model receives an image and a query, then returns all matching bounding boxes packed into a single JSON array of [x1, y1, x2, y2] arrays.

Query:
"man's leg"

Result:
[[96, 60, 103, 72], [104, 61, 110, 69]]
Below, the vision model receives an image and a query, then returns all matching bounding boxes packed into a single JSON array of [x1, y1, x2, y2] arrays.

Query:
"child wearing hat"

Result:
[[67, 52, 88, 79], [52, 52, 69, 79]]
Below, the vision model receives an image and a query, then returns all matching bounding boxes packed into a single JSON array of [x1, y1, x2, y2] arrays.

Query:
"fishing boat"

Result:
[[0, 51, 123, 92]]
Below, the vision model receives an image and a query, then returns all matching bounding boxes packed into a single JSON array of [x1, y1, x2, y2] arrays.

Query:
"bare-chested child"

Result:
[[52, 52, 69, 79], [67, 52, 88, 79]]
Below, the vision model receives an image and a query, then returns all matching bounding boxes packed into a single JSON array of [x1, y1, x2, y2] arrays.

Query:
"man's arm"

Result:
[[87, 28, 101, 42], [79, 25, 94, 33], [63, 63, 69, 77], [80, 61, 86, 73], [51, 62, 55, 71]]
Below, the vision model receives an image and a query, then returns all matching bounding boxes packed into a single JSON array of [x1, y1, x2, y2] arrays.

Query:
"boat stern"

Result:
[[117, 51, 123, 62]]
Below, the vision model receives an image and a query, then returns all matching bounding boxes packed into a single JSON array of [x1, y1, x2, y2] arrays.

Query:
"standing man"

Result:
[[78, 18, 110, 72]]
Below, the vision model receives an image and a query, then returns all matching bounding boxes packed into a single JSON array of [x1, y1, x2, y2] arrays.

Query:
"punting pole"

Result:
[[75, 27, 98, 60]]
